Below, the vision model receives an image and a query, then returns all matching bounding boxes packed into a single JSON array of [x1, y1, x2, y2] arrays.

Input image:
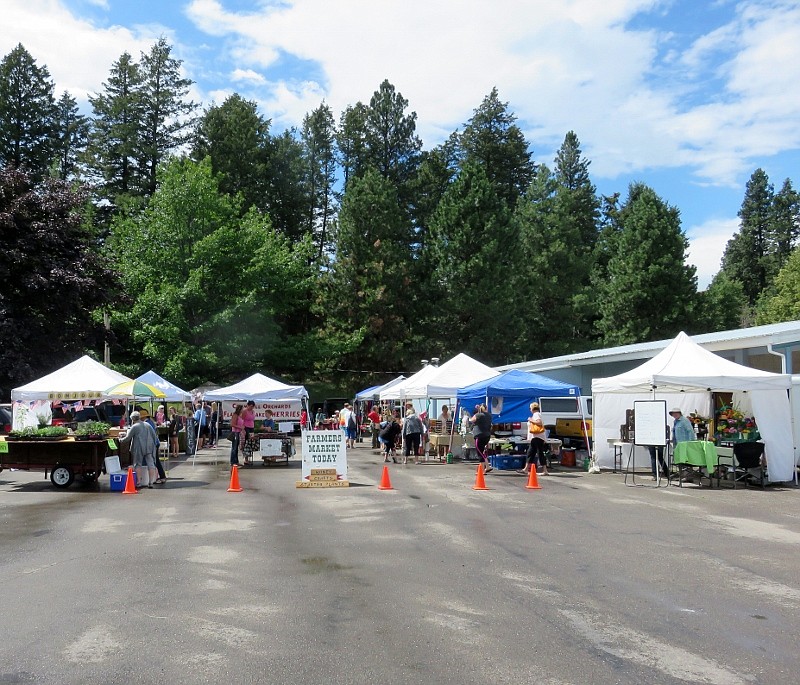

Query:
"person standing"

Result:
[[207, 402, 219, 448], [229, 404, 244, 467], [241, 401, 256, 465], [469, 404, 493, 473], [193, 401, 207, 450], [379, 414, 402, 462], [167, 406, 182, 459], [519, 402, 548, 476], [121, 411, 159, 488], [339, 403, 357, 448], [401, 407, 424, 464], [140, 408, 167, 484], [670, 408, 695, 445], [367, 405, 382, 449]]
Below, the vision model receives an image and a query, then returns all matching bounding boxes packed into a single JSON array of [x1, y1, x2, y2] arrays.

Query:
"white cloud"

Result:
[[686, 217, 739, 290], [1, 1, 163, 106], [183, 0, 800, 188], [230, 68, 267, 85]]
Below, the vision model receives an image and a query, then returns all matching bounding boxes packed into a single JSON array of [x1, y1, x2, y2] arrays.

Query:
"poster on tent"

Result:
[[221, 401, 302, 421], [12, 400, 52, 431], [299, 430, 348, 486]]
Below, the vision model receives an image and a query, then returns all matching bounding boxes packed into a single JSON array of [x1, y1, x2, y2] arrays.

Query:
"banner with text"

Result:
[[221, 400, 302, 422], [301, 430, 347, 482]]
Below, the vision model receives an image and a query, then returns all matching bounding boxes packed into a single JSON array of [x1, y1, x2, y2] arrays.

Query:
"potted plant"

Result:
[[7, 427, 38, 441], [36, 426, 69, 441], [74, 421, 111, 440]]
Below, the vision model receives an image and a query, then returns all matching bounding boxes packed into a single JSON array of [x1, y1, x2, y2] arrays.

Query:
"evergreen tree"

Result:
[[265, 129, 307, 242], [300, 102, 337, 263], [52, 92, 89, 181], [551, 131, 600, 343], [594, 183, 697, 345], [458, 88, 534, 209], [364, 80, 422, 207], [192, 93, 271, 211], [427, 162, 520, 364], [769, 178, 800, 272], [337, 103, 369, 192], [321, 168, 417, 377], [86, 52, 145, 199], [137, 37, 197, 195], [0, 44, 56, 179], [697, 271, 748, 332], [0, 167, 115, 394], [720, 168, 774, 306]]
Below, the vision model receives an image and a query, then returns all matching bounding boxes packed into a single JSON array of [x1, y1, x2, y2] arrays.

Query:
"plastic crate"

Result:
[[490, 454, 525, 470], [109, 471, 137, 492]]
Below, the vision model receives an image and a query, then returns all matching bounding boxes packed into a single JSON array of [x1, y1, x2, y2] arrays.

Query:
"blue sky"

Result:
[[5, 0, 800, 288]]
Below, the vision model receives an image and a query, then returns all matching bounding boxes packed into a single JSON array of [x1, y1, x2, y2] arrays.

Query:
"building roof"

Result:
[[496, 321, 800, 373]]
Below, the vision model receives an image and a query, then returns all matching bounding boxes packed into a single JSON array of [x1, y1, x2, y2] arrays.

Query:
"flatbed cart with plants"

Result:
[[252, 431, 295, 466], [0, 422, 128, 488]]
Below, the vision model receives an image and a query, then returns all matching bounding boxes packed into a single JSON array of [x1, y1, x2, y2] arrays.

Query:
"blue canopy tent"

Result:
[[457, 370, 581, 423]]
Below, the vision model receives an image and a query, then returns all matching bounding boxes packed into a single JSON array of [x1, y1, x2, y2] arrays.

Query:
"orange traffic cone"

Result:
[[473, 463, 490, 490], [525, 467, 542, 490], [377, 465, 394, 490], [122, 466, 138, 494], [227, 464, 243, 492]]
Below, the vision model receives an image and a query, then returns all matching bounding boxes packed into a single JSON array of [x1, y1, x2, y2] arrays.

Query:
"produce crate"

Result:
[[490, 454, 525, 470]]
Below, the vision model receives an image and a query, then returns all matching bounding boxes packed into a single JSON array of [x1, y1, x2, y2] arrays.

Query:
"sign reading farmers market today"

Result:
[[298, 430, 348, 488]]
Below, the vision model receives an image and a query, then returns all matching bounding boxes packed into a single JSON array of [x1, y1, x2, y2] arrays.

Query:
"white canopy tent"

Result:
[[11, 356, 133, 430], [136, 370, 192, 402], [204, 373, 309, 402], [592, 332, 794, 481], [355, 375, 406, 402], [381, 354, 498, 401], [12, 355, 132, 402]]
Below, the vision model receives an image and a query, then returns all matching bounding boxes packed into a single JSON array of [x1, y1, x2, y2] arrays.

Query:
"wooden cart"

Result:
[[0, 437, 128, 488]]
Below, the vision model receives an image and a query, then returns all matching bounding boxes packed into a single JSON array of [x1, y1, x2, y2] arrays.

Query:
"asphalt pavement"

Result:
[[0, 443, 798, 685]]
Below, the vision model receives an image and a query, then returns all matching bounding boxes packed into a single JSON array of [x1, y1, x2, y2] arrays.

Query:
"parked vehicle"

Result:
[[539, 396, 592, 447]]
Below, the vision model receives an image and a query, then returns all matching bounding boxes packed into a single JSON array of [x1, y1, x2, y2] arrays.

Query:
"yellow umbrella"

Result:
[[105, 379, 167, 399]]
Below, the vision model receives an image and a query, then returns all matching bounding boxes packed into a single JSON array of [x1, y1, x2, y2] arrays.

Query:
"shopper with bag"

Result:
[[519, 402, 548, 476]]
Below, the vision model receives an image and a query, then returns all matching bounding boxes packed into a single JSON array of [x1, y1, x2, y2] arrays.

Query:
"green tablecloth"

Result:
[[673, 440, 718, 471]]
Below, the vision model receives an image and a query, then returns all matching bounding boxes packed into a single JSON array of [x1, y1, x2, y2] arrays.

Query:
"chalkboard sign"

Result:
[[633, 400, 668, 446]]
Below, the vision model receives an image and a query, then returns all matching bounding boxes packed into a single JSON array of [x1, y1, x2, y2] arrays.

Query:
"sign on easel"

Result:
[[297, 430, 349, 488], [633, 400, 668, 446]]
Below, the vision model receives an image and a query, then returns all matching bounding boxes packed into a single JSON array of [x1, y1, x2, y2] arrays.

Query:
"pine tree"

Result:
[[0, 44, 56, 179], [756, 247, 800, 324], [52, 92, 89, 181], [86, 52, 145, 199], [264, 129, 307, 241], [192, 93, 271, 212], [594, 183, 697, 345], [720, 168, 774, 306], [337, 103, 369, 193], [137, 37, 197, 195], [769, 178, 800, 272], [427, 162, 520, 363], [301, 102, 337, 263], [458, 88, 534, 209]]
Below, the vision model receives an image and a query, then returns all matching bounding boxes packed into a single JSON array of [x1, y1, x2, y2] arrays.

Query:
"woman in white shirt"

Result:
[[519, 402, 548, 476]]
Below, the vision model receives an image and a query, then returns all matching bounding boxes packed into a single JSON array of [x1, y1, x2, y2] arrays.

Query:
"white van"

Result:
[[538, 396, 592, 447]]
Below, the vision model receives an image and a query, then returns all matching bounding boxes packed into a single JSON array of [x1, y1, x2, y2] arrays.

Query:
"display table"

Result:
[[673, 440, 718, 472], [607, 439, 628, 473]]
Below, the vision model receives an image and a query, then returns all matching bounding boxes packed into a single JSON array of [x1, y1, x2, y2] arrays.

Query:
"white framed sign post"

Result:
[[625, 400, 668, 487]]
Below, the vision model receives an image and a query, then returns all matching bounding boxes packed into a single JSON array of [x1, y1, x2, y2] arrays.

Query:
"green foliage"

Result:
[[756, 247, 800, 324], [427, 162, 520, 363], [52, 92, 89, 182], [697, 272, 748, 332], [192, 93, 270, 211], [107, 157, 316, 386], [0, 167, 116, 395], [75, 421, 110, 437], [301, 103, 337, 264], [594, 183, 698, 345], [0, 44, 56, 179]]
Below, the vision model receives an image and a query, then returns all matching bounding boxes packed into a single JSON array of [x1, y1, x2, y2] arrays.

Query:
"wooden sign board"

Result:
[[298, 432, 348, 488]]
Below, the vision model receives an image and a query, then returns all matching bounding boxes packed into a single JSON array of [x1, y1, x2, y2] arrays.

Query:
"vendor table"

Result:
[[249, 432, 294, 466], [672, 440, 718, 487], [0, 437, 125, 488], [607, 439, 628, 473]]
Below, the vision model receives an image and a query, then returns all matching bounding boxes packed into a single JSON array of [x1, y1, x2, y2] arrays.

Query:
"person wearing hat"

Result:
[[669, 408, 695, 446], [121, 411, 159, 488], [138, 407, 167, 484], [519, 402, 548, 476]]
